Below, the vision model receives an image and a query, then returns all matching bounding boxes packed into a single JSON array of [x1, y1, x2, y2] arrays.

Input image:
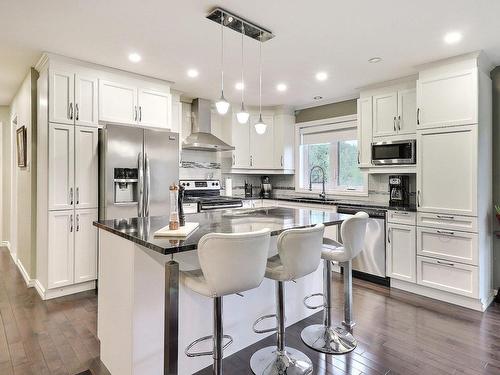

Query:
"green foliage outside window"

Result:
[[338, 140, 363, 187]]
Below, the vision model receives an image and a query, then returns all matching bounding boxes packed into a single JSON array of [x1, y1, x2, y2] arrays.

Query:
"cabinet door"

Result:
[[250, 115, 274, 169], [48, 211, 74, 288], [417, 125, 477, 216], [75, 126, 98, 209], [416, 68, 478, 129], [138, 89, 171, 129], [397, 88, 416, 135], [372, 92, 398, 137], [231, 115, 251, 168], [357, 97, 373, 167], [49, 123, 75, 210], [74, 208, 98, 283], [387, 223, 416, 282], [75, 74, 98, 127], [49, 70, 75, 125], [98, 80, 138, 125], [273, 114, 295, 170]]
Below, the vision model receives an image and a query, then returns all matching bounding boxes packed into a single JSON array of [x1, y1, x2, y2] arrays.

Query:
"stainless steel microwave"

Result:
[[371, 140, 416, 165]]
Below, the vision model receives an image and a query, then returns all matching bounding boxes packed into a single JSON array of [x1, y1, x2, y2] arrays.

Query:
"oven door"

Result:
[[371, 140, 416, 165]]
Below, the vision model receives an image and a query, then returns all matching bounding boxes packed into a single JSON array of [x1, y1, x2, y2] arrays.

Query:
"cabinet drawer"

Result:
[[387, 210, 416, 225], [417, 212, 477, 232], [417, 256, 478, 298], [417, 227, 478, 265]]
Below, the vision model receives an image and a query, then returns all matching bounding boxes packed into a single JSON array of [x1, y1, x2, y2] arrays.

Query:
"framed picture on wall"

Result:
[[16, 126, 27, 168]]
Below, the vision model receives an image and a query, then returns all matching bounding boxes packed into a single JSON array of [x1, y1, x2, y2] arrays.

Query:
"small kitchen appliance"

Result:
[[244, 181, 253, 198], [389, 175, 410, 207], [371, 139, 416, 165], [260, 176, 272, 198]]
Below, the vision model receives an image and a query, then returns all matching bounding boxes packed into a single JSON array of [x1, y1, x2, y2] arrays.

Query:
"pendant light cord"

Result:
[[259, 31, 262, 116], [241, 24, 244, 105], [220, 13, 224, 96]]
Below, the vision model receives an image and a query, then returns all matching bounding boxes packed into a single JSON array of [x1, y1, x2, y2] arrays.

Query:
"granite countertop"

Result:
[[94, 207, 350, 255]]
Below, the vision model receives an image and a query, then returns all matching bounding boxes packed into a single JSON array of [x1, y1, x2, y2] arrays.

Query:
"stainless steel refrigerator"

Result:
[[99, 124, 179, 220]]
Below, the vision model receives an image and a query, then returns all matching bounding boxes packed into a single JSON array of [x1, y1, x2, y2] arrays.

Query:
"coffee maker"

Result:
[[260, 176, 272, 198], [389, 175, 410, 207]]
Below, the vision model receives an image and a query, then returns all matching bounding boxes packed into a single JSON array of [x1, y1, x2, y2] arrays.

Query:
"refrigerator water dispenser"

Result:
[[114, 168, 138, 203]]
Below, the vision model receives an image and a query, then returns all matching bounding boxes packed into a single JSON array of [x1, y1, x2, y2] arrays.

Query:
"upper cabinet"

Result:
[[372, 87, 416, 138], [250, 115, 275, 169], [417, 67, 478, 129], [49, 69, 99, 127], [99, 79, 171, 129], [357, 97, 372, 167]]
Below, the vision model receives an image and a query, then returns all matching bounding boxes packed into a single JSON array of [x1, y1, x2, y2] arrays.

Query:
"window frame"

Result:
[[295, 114, 368, 197]]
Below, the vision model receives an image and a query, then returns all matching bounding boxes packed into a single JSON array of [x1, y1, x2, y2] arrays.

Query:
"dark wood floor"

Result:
[[0, 246, 499, 375]]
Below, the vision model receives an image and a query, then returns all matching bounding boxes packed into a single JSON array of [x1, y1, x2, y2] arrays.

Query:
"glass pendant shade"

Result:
[[215, 95, 230, 115], [254, 114, 267, 134], [236, 103, 250, 124]]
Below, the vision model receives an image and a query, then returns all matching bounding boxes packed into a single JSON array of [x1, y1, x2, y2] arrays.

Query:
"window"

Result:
[[296, 118, 367, 194]]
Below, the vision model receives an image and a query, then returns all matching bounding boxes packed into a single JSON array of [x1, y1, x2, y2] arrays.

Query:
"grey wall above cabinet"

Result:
[[295, 99, 357, 123]]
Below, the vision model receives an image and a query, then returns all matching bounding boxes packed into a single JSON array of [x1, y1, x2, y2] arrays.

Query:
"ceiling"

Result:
[[1, 0, 500, 107]]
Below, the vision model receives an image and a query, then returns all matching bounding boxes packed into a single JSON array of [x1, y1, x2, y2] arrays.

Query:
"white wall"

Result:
[[0, 106, 9, 242]]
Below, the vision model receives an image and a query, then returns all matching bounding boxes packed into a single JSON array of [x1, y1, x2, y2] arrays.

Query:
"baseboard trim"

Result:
[[34, 280, 96, 300], [16, 259, 35, 288], [1, 241, 17, 262]]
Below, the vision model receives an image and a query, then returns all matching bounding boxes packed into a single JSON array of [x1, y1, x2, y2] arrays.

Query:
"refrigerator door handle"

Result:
[[145, 153, 151, 217], [138, 152, 144, 217]]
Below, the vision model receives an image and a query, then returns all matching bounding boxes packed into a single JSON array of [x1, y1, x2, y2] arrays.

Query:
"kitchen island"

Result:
[[94, 207, 350, 375]]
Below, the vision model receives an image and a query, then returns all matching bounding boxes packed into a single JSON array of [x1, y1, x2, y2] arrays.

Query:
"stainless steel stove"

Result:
[[180, 179, 243, 213]]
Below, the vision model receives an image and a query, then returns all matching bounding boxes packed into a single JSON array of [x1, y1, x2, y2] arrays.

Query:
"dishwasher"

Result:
[[336, 205, 388, 286]]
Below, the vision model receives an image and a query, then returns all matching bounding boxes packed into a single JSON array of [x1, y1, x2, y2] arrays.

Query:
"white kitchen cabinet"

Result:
[[75, 74, 99, 127], [75, 126, 98, 209], [386, 223, 416, 283], [250, 115, 275, 169], [416, 68, 478, 129], [417, 125, 477, 216], [74, 208, 98, 283], [48, 123, 75, 211], [273, 114, 295, 170], [373, 92, 398, 137], [99, 79, 138, 125], [48, 211, 75, 288], [416, 256, 478, 298], [357, 97, 373, 167], [397, 88, 417, 135], [231, 116, 251, 168], [49, 69, 75, 125], [137, 88, 171, 129]]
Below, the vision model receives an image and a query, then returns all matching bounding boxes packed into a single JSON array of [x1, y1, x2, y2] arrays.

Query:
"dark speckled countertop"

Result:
[[94, 207, 351, 255]]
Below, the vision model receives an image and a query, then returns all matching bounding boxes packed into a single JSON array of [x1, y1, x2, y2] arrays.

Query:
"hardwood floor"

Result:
[[0, 245, 499, 375]]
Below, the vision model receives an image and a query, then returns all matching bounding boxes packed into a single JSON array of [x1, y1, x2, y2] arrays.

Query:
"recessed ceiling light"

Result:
[[368, 57, 382, 63], [128, 53, 142, 63], [315, 72, 328, 81], [313, 96, 323, 100], [276, 83, 287, 92], [187, 69, 199, 78], [235, 81, 245, 90], [444, 31, 462, 44]]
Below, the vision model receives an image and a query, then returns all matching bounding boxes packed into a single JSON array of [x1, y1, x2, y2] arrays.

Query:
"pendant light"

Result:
[[215, 13, 230, 115], [236, 24, 250, 124], [254, 31, 267, 135]]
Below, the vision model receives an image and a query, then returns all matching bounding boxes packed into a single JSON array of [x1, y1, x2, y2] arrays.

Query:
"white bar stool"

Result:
[[301, 212, 368, 355], [250, 224, 325, 375], [181, 229, 271, 375]]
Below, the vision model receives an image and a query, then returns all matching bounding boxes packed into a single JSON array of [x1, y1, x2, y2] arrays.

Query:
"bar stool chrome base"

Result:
[[300, 324, 356, 354], [250, 347, 313, 375]]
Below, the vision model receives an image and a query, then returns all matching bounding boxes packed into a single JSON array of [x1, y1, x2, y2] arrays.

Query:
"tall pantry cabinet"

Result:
[[36, 56, 99, 299]]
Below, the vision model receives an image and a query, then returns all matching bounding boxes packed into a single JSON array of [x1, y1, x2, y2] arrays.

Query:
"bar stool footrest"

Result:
[[252, 314, 279, 334], [303, 293, 325, 310], [185, 334, 233, 357]]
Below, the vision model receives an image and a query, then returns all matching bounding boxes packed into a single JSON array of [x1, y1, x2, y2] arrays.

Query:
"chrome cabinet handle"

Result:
[[139, 106, 142, 122], [75, 103, 79, 121], [437, 215, 454, 220], [76, 187, 79, 205], [417, 190, 421, 207], [76, 214, 80, 232], [250, 155, 253, 167], [437, 230, 455, 236], [69, 103, 74, 120], [437, 260, 454, 267], [281, 155, 283, 167], [70, 187, 74, 205], [134, 106, 138, 121], [357, 151, 360, 164], [70, 214, 73, 232], [232, 155, 235, 166], [417, 108, 420, 125], [393, 116, 396, 131], [398, 115, 401, 130], [387, 228, 391, 243]]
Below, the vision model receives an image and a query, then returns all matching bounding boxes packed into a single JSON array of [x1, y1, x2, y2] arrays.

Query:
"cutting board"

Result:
[[154, 222, 200, 237]]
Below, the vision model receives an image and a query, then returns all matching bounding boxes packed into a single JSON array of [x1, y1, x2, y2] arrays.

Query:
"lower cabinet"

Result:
[[386, 222, 416, 282], [48, 208, 98, 289]]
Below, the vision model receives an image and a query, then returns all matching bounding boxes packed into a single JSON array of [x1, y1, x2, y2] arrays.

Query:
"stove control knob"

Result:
[[215, 182, 219, 186], [187, 183, 190, 186], [212, 182, 215, 186]]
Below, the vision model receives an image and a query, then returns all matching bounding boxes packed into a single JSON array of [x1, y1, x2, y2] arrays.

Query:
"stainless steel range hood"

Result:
[[182, 98, 235, 152]]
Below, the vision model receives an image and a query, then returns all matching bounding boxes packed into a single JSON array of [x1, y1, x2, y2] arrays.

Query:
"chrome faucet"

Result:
[[309, 165, 327, 200]]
